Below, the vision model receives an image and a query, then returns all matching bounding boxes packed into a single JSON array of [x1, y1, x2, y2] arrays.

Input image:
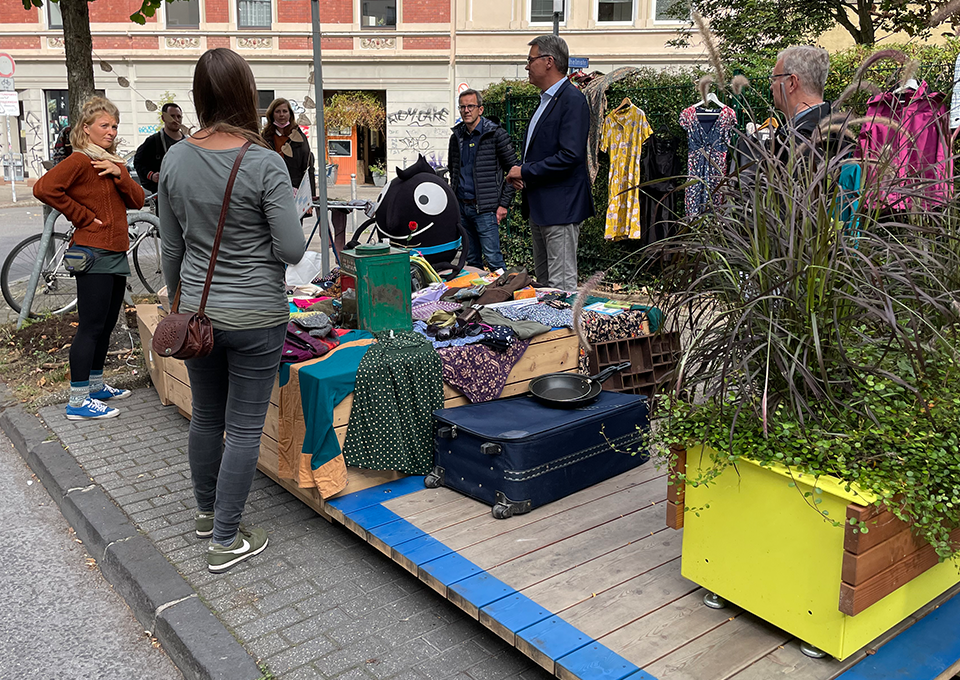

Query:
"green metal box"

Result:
[[339, 243, 412, 332]]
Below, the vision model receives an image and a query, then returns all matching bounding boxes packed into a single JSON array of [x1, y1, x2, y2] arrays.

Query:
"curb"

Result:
[[0, 388, 263, 680]]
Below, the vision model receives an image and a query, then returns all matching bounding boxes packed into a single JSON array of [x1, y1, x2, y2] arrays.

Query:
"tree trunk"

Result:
[[856, 0, 875, 44], [60, 0, 95, 126]]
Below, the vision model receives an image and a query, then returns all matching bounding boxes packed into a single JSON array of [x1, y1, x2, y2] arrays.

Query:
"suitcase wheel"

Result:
[[424, 467, 444, 488], [492, 503, 514, 520]]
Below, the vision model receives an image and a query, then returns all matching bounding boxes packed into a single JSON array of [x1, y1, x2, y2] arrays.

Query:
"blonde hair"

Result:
[[70, 96, 121, 154]]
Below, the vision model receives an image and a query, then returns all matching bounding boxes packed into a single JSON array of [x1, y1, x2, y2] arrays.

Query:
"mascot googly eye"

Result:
[[346, 155, 467, 280]]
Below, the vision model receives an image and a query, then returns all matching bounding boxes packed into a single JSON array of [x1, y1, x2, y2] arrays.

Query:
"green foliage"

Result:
[[324, 91, 385, 131], [664, 0, 951, 55], [651, 46, 960, 561], [659, 346, 960, 561]]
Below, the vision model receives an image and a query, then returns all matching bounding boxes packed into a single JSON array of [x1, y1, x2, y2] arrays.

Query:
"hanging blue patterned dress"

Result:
[[679, 105, 737, 217]]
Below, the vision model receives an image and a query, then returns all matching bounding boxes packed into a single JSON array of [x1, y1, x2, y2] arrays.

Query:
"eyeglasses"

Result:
[[526, 54, 551, 65], [768, 73, 794, 83], [458, 104, 480, 112]]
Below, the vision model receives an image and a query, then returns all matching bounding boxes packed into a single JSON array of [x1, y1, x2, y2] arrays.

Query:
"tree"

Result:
[[20, 0, 174, 126], [666, 0, 951, 56]]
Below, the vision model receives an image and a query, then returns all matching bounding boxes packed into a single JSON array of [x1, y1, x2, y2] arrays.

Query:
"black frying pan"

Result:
[[528, 362, 631, 408]]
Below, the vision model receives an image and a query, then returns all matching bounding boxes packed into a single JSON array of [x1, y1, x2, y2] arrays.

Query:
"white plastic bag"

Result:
[[286, 250, 324, 287]]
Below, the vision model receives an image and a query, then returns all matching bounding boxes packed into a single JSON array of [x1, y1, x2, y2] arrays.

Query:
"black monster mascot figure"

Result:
[[346, 155, 467, 280]]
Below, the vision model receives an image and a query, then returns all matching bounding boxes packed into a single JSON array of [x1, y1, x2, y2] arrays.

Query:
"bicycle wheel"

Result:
[[131, 222, 163, 294], [1, 231, 77, 316]]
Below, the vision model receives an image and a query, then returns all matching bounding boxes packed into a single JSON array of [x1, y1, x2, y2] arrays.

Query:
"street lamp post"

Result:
[[553, 0, 561, 35]]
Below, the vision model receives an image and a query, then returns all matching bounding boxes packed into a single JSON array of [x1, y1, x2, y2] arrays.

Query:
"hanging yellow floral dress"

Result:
[[600, 105, 653, 240]]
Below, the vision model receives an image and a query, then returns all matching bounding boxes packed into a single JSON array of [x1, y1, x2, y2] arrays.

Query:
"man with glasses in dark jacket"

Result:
[[448, 89, 519, 271]]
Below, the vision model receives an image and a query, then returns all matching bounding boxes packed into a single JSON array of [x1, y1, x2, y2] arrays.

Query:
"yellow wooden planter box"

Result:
[[680, 445, 960, 660]]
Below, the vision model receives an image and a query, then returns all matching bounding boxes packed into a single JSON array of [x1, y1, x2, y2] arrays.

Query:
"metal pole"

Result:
[[553, 12, 559, 36], [311, 0, 331, 274], [4, 116, 16, 203], [17, 208, 57, 328], [350, 173, 358, 233]]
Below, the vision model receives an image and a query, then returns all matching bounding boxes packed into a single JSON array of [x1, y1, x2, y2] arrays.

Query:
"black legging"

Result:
[[70, 273, 126, 384]]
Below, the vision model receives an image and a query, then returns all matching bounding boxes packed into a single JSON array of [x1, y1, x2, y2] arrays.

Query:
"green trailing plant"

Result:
[[647, 47, 960, 560], [370, 160, 386, 177], [323, 92, 386, 131]]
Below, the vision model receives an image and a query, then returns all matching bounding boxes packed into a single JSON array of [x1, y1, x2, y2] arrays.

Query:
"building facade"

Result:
[[0, 0, 694, 184]]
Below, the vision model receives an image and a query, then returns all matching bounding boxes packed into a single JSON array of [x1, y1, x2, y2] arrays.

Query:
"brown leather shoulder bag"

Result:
[[153, 141, 252, 360]]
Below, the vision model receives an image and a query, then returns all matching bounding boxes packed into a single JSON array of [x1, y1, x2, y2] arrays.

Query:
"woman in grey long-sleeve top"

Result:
[[158, 48, 306, 574]]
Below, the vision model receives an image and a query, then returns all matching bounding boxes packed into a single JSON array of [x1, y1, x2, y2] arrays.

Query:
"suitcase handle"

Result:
[[481, 442, 501, 456], [438, 425, 458, 439]]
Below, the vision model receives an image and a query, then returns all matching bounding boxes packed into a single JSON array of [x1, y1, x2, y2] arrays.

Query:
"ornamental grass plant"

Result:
[[648, 47, 960, 560]]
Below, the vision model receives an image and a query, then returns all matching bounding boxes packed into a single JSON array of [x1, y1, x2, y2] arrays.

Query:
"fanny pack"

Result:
[[63, 246, 100, 273]]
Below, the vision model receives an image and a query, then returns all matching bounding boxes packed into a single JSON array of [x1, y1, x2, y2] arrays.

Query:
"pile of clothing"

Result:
[[280, 312, 340, 364]]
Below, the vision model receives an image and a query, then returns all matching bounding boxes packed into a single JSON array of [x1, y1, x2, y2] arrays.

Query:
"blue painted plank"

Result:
[[557, 643, 654, 680], [517, 615, 592, 664], [345, 504, 402, 531], [448, 572, 516, 611], [836, 590, 960, 680], [480, 593, 553, 637], [326, 475, 427, 514], [368, 518, 427, 548], [394, 534, 453, 566], [419, 552, 483, 587]]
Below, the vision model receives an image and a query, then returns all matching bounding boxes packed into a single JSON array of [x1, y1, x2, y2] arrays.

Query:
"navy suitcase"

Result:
[[426, 391, 649, 518]]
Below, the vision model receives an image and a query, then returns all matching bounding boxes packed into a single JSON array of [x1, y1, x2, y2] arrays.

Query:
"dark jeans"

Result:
[[185, 322, 286, 543], [71, 273, 126, 383], [459, 202, 506, 270]]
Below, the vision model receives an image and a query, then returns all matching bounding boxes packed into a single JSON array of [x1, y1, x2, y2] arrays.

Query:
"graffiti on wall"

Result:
[[23, 111, 46, 177], [387, 106, 449, 127], [387, 101, 450, 171]]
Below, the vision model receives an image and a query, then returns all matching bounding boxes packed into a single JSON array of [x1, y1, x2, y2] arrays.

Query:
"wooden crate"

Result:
[[587, 331, 680, 399], [134, 304, 172, 406]]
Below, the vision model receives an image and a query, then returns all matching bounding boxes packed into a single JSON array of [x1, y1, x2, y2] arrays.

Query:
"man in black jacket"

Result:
[[134, 103, 184, 194], [448, 89, 519, 271]]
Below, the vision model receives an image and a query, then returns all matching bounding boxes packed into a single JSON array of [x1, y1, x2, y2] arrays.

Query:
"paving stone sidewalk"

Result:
[[37, 390, 552, 680]]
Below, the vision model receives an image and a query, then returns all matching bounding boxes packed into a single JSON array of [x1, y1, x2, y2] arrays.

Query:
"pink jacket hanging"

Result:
[[857, 81, 952, 210]]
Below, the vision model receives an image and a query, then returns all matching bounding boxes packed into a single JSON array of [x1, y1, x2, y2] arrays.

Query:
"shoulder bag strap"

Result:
[[196, 140, 253, 314]]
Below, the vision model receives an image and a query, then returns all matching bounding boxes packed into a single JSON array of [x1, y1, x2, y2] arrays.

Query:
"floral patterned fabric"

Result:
[[600, 105, 653, 240], [437, 340, 531, 403], [679, 105, 736, 217]]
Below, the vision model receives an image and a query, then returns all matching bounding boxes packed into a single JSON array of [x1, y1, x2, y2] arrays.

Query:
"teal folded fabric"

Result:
[[296, 330, 374, 470]]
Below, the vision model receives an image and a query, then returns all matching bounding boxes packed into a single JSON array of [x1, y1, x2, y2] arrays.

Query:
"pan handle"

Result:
[[590, 362, 631, 385]]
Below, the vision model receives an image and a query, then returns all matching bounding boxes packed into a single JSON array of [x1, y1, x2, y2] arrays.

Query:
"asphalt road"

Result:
[[0, 205, 47, 264], [0, 428, 183, 680]]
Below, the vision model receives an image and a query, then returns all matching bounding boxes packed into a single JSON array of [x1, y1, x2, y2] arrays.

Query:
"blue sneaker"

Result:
[[65, 398, 120, 421], [89, 384, 132, 401]]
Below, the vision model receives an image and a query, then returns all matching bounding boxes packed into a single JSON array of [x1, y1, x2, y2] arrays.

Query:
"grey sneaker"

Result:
[[195, 511, 214, 539], [206, 526, 268, 574]]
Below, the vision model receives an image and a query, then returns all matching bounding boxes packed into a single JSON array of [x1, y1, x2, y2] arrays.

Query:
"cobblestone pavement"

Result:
[[38, 390, 553, 680]]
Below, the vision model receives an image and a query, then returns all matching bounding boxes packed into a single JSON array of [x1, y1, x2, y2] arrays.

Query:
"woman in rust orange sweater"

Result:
[[34, 96, 145, 420]]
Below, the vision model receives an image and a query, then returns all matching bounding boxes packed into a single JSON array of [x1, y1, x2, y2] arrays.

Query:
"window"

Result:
[[531, 0, 564, 23], [653, 0, 683, 21], [598, 0, 632, 22], [257, 90, 275, 116], [237, 0, 271, 28], [167, 0, 200, 28], [361, 0, 396, 28], [328, 139, 352, 157], [47, 1, 62, 29]]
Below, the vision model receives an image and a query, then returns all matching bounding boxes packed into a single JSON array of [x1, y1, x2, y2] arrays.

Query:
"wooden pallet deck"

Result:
[[136, 305, 960, 679], [327, 471, 960, 680]]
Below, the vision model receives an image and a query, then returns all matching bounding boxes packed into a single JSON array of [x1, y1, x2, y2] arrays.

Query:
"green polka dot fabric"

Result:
[[342, 330, 444, 474]]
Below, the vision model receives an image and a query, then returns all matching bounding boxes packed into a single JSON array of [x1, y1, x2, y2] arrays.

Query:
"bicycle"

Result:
[[1, 194, 163, 317]]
